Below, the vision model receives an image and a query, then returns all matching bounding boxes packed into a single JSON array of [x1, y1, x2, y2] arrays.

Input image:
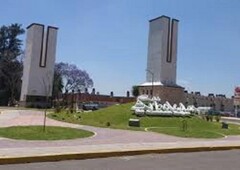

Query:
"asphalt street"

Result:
[[1, 150, 240, 170]]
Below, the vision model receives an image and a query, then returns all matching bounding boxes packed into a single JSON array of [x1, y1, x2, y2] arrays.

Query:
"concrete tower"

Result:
[[20, 23, 58, 106], [139, 16, 184, 104], [146, 15, 179, 86]]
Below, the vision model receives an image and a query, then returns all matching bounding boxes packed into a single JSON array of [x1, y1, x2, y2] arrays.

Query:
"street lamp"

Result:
[[71, 89, 74, 113], [146, 69, 154, 98], [77, 89, 81, 112]]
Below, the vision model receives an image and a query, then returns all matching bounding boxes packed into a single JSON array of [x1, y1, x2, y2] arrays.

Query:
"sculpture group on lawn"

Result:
[[131, 95, 197, 116]]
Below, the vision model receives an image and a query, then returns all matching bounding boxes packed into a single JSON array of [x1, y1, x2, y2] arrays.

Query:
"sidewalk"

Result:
[[0, 109, 240, 164]]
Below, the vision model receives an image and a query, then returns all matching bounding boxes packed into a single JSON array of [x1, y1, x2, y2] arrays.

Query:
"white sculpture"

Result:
[[131, 95, 199, 116]]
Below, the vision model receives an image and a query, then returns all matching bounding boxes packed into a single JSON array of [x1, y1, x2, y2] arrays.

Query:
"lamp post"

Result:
[[76, 89, 81, 112], [71, 89, 74, 113], [146, 69, 154, 98]]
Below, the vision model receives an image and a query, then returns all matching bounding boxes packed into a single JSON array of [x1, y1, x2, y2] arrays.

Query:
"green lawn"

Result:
[[0, 126, 94, 140], [48, 103, 240, 138]]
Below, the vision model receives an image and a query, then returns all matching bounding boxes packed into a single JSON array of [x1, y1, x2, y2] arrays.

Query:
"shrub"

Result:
[[54, 104, 61, 113], [181, 119, 188, 131], [215, 115, 221, 122], [205, 114, 213, 122], [106, 122, 111, 127], [206, 115, 210, 121], [209, 115, 213, 122], [52, 114, 57, 118], [200, 114, 206, 120]]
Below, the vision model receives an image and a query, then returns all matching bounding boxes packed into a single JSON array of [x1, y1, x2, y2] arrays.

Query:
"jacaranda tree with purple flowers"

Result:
[[53, 62, 93, 94]]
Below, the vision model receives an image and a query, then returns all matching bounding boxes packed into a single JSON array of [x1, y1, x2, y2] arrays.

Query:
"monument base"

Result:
[[19, 95, 51, 108], [138, 84, 185, 105]]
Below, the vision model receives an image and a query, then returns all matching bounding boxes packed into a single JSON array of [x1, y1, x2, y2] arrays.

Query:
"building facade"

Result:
[[234, 87, 240, 115], [184, 92, 233, 111]]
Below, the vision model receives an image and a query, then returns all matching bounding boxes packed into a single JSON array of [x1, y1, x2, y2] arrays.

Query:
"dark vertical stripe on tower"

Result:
[[166, 17, 171, 63], [42, 26, 58, 68], [43, 27, 50, 67], [39, 25, 45, 67], [169, 19, 175, 63]]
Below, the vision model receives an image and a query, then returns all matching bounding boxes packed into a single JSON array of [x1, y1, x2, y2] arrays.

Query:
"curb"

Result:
[[1, 145, 240, 165]]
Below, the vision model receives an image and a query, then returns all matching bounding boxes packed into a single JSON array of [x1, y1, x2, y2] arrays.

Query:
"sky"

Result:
[[1, 0, 240, 97]]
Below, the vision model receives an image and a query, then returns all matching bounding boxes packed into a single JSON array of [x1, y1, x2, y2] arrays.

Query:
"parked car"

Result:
[[219, 111, 234, 117], [81, 103, 99, 111]]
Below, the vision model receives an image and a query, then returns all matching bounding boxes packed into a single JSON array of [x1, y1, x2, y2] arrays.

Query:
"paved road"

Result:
[[0, 150, 240, 170]]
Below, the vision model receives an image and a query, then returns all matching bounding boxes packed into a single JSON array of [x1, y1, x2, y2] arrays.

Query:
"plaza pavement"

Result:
[[0, 108, 240, 164]]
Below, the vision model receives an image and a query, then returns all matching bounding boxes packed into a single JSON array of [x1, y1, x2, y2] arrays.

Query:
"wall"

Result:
[[139, 85, 185, 105], [63, 93, 136, 105]]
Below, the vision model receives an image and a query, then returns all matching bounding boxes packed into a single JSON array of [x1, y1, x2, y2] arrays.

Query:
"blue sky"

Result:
[[1, 0, 240, 97]]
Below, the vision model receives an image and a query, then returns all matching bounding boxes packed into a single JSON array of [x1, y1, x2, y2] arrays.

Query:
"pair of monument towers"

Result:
[[20, 16, 181, 106]]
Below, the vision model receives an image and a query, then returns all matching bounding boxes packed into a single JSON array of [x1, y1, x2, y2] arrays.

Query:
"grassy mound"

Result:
[[49, 103, 136, 129], [0, 126, 94, 140], [48, 103, 240, 138]]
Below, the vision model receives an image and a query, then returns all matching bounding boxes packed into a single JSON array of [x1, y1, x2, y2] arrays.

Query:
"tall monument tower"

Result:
[[20, 23, 58, 106], [139, 16, 184, 104], [146, 15, 179, 86]]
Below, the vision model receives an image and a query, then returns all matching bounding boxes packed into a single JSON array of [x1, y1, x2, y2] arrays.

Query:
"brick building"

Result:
[[138, 85, 233, 111], [63, 91, 136, 107], [234, 87, 240, 115]]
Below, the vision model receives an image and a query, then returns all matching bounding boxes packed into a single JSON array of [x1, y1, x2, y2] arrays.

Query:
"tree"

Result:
[[42, 71, 52, 132], [132, 85, 139, 97], [0, 59, 23, 105], [0, 24, 25, 105], [55, 62, 94, 92], [52, 64, 64, 100]]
